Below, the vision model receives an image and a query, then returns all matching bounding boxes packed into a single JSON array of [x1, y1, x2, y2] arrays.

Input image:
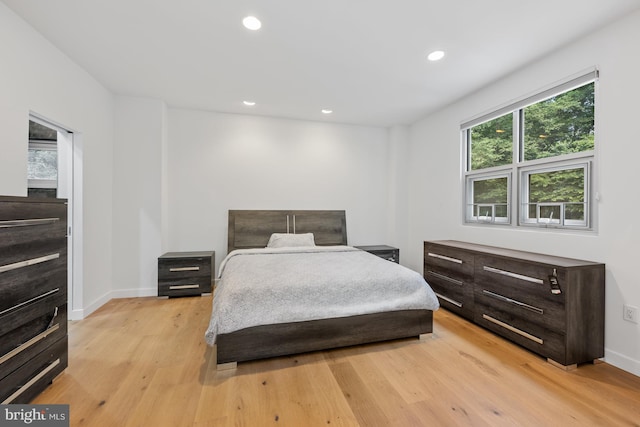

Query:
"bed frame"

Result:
[[214, 209, 434, 368]]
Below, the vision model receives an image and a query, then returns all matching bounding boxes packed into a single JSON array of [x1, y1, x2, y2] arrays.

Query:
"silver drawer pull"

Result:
[[0, 288, 60, 317], [482, 290, 544, 315], [435, 292, 463, 308], [169, 284, 199, 290], [169, 266, 200, 272], [2, 358, 61, 404], [0, 217, 60, 229], [0, 253, 60, 274], [0, 323, 60, 366], [482, 314, 544, 345], [426, 270, 463, 286], [427, 252, 463, 264], [483, 266, 543, 284]]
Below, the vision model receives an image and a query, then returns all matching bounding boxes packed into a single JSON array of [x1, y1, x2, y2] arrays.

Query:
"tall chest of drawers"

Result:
[[0, 196, 68, 403], [424, 240, 605, 369]]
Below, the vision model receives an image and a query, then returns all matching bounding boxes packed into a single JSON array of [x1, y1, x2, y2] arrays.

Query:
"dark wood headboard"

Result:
[[227, 210, 347, 253]]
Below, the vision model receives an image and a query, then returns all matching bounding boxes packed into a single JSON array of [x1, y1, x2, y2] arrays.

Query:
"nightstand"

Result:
[[355, 245, 399, 263], [158, 251, 214, 297]]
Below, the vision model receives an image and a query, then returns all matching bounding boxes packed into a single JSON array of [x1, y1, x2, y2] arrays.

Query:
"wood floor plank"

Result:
[[30, 296, 640, 426]]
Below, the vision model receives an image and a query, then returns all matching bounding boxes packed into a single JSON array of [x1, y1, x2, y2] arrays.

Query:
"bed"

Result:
[[205, 210, 439, 368]]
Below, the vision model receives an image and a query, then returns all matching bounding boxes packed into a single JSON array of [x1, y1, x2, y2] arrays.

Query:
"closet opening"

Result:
[[28, 114, 83, 320]]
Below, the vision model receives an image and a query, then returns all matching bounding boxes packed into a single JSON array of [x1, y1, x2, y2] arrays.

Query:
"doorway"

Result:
[[28, 114, 82, 319]]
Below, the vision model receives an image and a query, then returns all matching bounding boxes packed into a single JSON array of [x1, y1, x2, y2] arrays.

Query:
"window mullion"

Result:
[[511, 110, 520, 226]]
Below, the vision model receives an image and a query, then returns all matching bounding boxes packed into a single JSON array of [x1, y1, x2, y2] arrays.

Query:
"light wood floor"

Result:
[[33, 296, 640, 426]]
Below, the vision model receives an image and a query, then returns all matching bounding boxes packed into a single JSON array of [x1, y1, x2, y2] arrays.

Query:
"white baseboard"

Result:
[[68, 290, 111, 320], [68, 287, 157, 320], [604, 348, 640, 378], [68, 309, 85, 321], [110, 287, 158, 299]]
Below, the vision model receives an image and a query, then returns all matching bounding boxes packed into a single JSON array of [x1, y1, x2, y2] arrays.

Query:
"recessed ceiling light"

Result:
[[427, 50, 445, 61], [321, 109, 333, 114], [243, 16, 262, 30], [243, 101, 256, 106]]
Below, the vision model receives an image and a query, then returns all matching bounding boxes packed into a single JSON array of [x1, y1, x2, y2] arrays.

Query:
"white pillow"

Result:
[[266, 233, 316, 248]]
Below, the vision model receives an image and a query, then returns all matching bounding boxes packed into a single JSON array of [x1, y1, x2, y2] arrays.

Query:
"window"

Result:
[[521, 162, 589, 227], [466, 174, 510, 223], [469, 113, 513, 170], [462, 70, 597, 230], [28, 120, 58, 198]]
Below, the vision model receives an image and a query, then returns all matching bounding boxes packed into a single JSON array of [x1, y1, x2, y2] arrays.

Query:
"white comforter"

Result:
[[205, 246, 439, 345]]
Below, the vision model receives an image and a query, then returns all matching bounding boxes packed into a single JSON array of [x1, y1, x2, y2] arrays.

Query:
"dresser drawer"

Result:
[[0, 201, 67, 260], [369, 249, 399, 263], [355, 246, 399, 263], [158, 276, 211, 297], [424, 242, 475, 319], [474, 285, 565, 334], [0, 337, 68, 404], [158, 257, 211, 279], [424, 242, 474, 280], [475, 255, 567, 320], [475, 305, 566, 364], [0, 250, 67, 316], [0, 199, 67, 223], [424, 270, 474, 319], [0, 304, 67, 382]]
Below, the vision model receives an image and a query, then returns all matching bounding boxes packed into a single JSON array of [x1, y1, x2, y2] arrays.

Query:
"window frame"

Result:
[[461, 69, 597, 231], [519, 156, 592, 229], [465, 170, 512, 225]]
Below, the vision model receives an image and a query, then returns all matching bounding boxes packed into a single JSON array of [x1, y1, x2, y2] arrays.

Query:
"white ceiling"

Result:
[[4, 0, 640, 127]]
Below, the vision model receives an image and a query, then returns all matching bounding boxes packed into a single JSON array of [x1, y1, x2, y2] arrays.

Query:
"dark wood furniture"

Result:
[[424, 240, 605, 369], [214, 210, 434, 368], [0, 196, 68, 403], [227, 210, 347, 253], [355, 245, 399, 263], [158, 251, 214, 297]]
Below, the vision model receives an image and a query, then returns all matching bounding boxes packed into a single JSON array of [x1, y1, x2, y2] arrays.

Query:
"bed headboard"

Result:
[[227, 210, 347, 253]]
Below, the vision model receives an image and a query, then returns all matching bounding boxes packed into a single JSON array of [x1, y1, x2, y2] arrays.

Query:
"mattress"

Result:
[[205, 246, 439, 345]]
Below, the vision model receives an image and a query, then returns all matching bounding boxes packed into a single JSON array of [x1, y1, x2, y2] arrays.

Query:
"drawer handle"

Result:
[[434, 292, 463, 308], [0, 217, 60, 229], [482, 314, 544, 345], [0, 253, 60, 274], [2, 358, 61, 404], [426, 270, 463, 286], [0, 323, 60, 366], [427, 252, 463, 264], [169, 266, 200, 272], [169, 284, 199, 290], [0, 288, 60, 317], [483, 266, 543, 284], [482, 290, 544, 315]]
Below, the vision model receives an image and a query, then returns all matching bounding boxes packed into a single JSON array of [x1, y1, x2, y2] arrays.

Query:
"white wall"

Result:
[[112, 97, 166, 296], [4, 0, 638, 377], [407, 10, 640, 376], [387, 125, 411, 256], [0, 3, 115, 318], [166, 109, 393, 271]]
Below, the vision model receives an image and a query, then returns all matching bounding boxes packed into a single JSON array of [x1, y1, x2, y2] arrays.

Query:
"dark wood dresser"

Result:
[[0, 196, 68, 403], [424, 240, 605, 369], [355, 245, 399, 263], [158, 251, 214, 297]]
